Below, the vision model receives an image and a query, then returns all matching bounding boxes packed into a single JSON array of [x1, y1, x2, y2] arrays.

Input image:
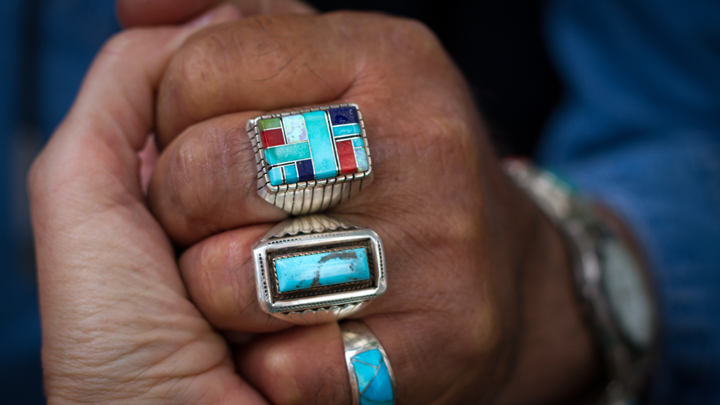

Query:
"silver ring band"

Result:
[[341, 321, 396, 405], [253, 215, 387, 325], [247, 103, 373, 215]]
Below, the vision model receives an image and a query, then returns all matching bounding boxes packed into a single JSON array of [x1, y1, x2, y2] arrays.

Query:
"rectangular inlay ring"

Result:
[[252, 105, 371, 188], [266, 240, 377, 302], [274, 247, 371, 293]]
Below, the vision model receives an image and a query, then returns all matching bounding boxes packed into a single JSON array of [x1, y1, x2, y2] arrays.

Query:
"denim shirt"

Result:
[[541, 0, 720, 403]]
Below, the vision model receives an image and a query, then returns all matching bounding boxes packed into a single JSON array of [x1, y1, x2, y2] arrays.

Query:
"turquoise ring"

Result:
[[341, 321, 396, 405], [252, 215, 387, 325], [247, 104, 373, 215]]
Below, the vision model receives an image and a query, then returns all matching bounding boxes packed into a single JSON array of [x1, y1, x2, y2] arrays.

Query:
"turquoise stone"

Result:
[[362, 361, 393, 402], [352, 349, 394, 405], [351, 137, 364, 149], [269, 167, 283, 186], [265, 142, 311, 166], [284, 164, 298, 184], [274, 247, 370, 293], [352, 360, 377, 392], [332, 123, 362, 137], [354, 348, 383, 367], [303, 111, 337, 179]]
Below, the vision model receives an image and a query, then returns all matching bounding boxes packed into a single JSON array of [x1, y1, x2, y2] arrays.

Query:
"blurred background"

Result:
[[0, 0, 560, 403]]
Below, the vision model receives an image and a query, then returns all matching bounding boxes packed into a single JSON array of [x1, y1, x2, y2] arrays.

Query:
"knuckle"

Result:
[[165, 133, 215, 222], [162, 124, 253, 232], [383, 15, 445, 61], [173, 33, 226, 93], [97, 29, 150, 61]]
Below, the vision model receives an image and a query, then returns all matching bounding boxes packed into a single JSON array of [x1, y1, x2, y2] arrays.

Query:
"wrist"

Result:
[[493, 182, 604, 405]]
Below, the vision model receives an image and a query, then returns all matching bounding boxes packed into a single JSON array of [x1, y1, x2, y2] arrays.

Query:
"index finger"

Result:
[[117, 0, 316, 28], [154, 11, 458, 148]]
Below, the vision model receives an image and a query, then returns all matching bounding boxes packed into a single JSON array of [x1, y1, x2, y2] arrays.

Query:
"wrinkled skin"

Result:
[[29, 2, 599, 404]]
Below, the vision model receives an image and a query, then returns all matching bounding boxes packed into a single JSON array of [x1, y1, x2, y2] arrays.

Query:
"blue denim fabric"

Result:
[[0, 0, 119, 403], [542, 0, 720, 403]]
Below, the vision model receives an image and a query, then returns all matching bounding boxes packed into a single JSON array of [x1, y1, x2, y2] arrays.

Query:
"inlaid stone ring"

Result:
[[341, 321, 396, 405], [246, 104, 373, 215], [252, 214, 387, 325]]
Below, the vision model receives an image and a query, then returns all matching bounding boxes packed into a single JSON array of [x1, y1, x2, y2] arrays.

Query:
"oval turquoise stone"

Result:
[[274, 248, 371, 293]]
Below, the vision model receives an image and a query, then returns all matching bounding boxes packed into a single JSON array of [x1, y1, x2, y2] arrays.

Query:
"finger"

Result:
[[235, 317, 508, 405], [175, 208, 474, 335], [177, 224, 296, 332], [117, 0, 316, 28], [147, 112, 288, 247], [154, 12, 459, 149]]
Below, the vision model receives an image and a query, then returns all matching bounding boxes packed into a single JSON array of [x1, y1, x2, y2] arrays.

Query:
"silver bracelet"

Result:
[[503, 159, 658, 405]]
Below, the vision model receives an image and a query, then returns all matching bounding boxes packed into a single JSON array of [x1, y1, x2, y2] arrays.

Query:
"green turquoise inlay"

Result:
[[274, 247, 370, 293], [265, 142, 311, 166], [259, 118, 281, 131], [352, 349, 394, 405]]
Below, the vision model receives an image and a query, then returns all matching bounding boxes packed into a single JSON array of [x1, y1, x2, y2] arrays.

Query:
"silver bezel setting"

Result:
[[246, 103, 373, 215], [253, 216, 387, 324]]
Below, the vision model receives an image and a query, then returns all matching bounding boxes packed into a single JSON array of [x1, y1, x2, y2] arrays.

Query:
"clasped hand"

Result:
[[29, 1, 599, 404]]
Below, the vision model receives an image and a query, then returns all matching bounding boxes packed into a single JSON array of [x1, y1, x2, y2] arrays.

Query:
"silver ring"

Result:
[[341, 321, 396, 405], [253, 215, 387, 325], [247, 103, 373, 215]]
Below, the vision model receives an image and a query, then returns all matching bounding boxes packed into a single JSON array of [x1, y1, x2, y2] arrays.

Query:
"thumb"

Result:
[[117, 0, 317, 28]]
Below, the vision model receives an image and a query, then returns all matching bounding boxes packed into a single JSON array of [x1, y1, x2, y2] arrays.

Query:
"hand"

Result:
[[29, 5, 277, 404], [132, 2, 600, 404], [31, 1, 600, 404]]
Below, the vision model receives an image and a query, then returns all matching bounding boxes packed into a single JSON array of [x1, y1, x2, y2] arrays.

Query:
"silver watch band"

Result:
[[503, 159, 658, 405]]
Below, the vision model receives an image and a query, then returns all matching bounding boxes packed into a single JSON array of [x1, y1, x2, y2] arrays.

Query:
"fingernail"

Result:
[[184, 3, 243, 29]]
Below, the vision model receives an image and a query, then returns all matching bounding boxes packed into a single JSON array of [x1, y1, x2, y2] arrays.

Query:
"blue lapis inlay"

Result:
[[352, 349, 394, 405], [329, 106, 359, 125], [296, 159, 314, 182], [274, 247, 371, 293]]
